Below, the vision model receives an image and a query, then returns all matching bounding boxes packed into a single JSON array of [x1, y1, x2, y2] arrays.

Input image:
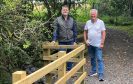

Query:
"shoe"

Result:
[[89, 72, 97, 76], [98, 73, 104, 81], [66, 67, 72, 71]]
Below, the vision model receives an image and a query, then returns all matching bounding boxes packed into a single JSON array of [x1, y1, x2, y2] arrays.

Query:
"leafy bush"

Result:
[[76, 8, 90, 22], [101, 16, 133, 26], [70, 8, 90, 22], [117, 16, 133, 26], [32, 7, 47, 20], [101, 16, 115, 24], [0, 1, 53, 83], [108, 25, 133, 37]]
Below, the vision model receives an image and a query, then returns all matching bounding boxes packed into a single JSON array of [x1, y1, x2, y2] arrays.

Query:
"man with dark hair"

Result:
[[51, 5, 77, 71]]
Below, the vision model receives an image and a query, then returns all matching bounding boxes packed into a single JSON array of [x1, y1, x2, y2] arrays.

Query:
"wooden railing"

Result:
[[12, 42, 86, 84]]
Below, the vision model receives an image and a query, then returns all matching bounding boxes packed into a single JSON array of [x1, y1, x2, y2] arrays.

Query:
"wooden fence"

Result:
[[12, 42, 86, 84]]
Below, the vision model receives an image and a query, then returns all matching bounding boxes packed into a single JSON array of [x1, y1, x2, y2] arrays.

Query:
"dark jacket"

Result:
[[53, 16, 77, 42]]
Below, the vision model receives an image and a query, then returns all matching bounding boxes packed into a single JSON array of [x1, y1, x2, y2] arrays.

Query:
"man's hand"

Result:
[[101, 30, 106, 48], [85, 40, 89, 46], [84, 30, 89, 46], [100, 43, 104, 48], [74, 42, 77, 45], [50, 41, 55, 45]]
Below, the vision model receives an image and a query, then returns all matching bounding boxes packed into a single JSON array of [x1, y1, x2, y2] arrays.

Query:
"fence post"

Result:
[[58, 51, 66, 80], [43, 47, 52, 84], [78, 47, 86, 84], [81, 50, 86, 84], [12, 71, 26, 84]]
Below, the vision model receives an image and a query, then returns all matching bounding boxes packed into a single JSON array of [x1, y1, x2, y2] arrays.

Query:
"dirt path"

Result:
[[85, 28, 133, 84]]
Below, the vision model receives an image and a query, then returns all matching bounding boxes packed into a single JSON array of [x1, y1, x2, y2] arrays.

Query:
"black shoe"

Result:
[[98, 73, 104, 81]]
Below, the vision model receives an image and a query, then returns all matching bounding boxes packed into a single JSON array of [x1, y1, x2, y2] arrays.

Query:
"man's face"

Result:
[[61, 7, 69, 16], [90, 11, 97, 21]]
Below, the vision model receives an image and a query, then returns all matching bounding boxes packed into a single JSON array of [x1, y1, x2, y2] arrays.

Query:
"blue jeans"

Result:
[[59, 41, 74, 71], [88, 45, 104, 74]]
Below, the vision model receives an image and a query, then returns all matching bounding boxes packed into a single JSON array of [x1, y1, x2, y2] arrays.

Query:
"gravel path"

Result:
[[85, 28, 133, 84]]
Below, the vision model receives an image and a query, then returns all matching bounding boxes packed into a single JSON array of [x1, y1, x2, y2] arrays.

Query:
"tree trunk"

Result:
[[63, 0, 68, 5], [53, 0, 56, 13], [92, 2, 95, 9], [44, 0, 52, 20], [68, 0, 72, 9], [43, 0, 52, 28], [131, 5, 133, 17]]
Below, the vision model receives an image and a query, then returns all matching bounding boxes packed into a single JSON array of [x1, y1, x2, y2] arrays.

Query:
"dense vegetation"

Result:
[[0, 0, 133, 83]]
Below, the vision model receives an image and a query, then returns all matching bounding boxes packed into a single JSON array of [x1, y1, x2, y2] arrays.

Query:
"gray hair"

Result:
[[90, 9, 98, 14]]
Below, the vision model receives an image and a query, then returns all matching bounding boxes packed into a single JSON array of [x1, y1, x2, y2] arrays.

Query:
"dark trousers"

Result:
[[59, 41, 74, 71]]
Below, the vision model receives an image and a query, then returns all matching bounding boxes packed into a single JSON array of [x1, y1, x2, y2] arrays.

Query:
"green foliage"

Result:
[[108, 25, 133, 37], [97, 0, 133, 25], [116, 16, 133, 26], [101, 16, 133, 26], [0, 0, 53, 83], [101, 16, 115, 24], [70, 7, 89, 22], [76, 8, 89, 22], [32, 9, 47, 20], [0, 0, 21, 14]]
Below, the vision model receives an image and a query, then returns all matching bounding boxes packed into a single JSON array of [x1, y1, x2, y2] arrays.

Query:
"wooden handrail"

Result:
[[43, 56, 82, 62], [42, 43, 81, 49]]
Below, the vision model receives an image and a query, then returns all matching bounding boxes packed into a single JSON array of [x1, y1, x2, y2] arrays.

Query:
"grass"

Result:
[[107, 25, 133, 37]]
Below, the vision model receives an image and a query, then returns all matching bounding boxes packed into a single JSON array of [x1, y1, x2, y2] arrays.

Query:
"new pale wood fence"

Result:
[[12, 42, 87, 84]]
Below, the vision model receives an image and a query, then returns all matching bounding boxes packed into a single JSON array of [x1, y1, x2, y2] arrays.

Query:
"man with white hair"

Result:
[[84, 9, 106, 81]]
